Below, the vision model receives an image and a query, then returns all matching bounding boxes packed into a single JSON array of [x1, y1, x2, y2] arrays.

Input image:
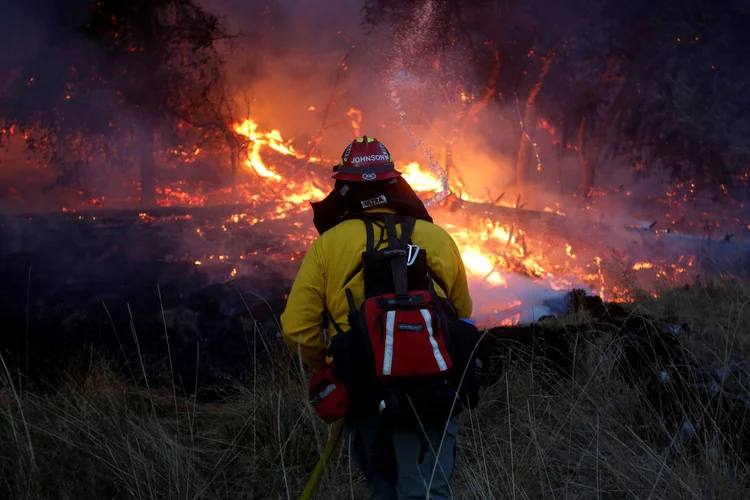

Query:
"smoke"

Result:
[[469, 274, 576, 328], [0, 1, 165, 211], [202, 0, 496, 166], [0, 1, 51, 72], [203, 0, 372, 156]]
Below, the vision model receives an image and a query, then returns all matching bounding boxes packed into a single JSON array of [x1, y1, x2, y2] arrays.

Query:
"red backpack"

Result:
[[344, 213, 454, 382], [318, 213, 485, 424]]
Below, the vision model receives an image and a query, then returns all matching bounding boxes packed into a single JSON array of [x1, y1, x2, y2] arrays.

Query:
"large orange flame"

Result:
[[226, 116, 596, 324]]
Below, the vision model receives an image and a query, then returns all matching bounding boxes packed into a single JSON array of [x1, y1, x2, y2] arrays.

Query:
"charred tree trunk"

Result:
[[558, 114, 570, 195], [458, 50, 502, 140], [579, 60, 629, 202], [516, 49, 555, 200], [302, 49, 354, 168], [221, 125, 241, 202], [515, 103, 537, 200], [444, 142, 471, 196], [230, 143, 239, 201], [445, 145, 453, 185], [139, 124, 157, 207], [578, 116, 596, 200]]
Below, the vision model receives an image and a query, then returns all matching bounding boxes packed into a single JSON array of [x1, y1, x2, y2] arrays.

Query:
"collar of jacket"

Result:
[[310, 177, 433, 235]]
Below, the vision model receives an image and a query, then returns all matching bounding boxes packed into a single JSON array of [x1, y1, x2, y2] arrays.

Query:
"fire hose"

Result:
[[299, 418, 345, 500]]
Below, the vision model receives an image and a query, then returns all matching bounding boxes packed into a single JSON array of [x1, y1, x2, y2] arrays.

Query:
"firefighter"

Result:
[[281, 136, 474, 500]]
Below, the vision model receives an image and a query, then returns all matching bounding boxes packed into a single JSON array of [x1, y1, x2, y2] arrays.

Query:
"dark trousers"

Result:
[[344, 413, 459, 499]]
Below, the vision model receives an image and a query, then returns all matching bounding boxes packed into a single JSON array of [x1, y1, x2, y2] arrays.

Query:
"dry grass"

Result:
[[2, 281, 750, 499]]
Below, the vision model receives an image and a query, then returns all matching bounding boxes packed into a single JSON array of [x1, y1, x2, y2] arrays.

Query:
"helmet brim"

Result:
[[332, 170, 403, 182]]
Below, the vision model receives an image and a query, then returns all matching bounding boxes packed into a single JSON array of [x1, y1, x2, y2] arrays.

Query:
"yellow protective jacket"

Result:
[[281, 208, 473, 371]]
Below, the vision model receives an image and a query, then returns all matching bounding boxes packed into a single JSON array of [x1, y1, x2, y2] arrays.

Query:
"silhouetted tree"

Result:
[[0, 0, 236, 206]]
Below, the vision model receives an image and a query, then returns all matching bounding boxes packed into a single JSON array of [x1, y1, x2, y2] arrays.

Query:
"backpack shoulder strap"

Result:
[[342, 213, 414, 301], [340, 215, 387, 289], [380, 214, 409, 296], [323, 308, 345, 335], [380, 214, 417, 247], [381, 213, 399, 247], [363, 216, 376, 252], [397, 216, 417, 246]]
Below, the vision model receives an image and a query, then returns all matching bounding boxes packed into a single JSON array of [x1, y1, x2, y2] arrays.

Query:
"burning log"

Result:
[[432, 191, 748, 289], [440, 193, 743, 250]]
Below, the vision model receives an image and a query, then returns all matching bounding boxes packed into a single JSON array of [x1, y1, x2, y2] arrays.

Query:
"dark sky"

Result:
[[0, 1, 51, 72]]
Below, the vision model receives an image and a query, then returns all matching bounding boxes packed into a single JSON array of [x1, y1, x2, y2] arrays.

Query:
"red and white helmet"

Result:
[[332, 136, 403, 182]]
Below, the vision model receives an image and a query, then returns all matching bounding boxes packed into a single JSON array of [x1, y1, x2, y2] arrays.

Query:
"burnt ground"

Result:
[[0, 206, 307, 395]]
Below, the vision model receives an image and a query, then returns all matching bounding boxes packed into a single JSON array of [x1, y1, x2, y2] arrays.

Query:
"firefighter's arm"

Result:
[[447, 236, 473, 319], [280, 239, 328, 371]]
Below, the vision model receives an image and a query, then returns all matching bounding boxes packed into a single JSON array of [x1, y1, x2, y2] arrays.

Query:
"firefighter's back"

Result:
[[317, 208, 472, 331]]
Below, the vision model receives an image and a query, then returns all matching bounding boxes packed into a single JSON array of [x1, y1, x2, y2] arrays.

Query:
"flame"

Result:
[[347, 108, 363, 137], [234, 117, 323, 184], [234, 119, 284, 181], [401, 162, 443, 192], [565, 244, 576, 259], [283, 181, 326, 204], [460, 246, 506, 286]]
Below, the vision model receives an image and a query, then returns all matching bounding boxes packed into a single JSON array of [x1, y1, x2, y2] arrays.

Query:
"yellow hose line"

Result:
[[299, 419, 345, 500]]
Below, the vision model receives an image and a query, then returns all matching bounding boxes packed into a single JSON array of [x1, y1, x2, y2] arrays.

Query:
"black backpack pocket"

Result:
[[327, 326, 380, 417], [441, 305, 489, 410]]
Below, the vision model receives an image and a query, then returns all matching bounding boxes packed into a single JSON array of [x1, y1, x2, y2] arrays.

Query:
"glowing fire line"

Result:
[[231, 116, 633, 310], [156, 114, 697, 325]]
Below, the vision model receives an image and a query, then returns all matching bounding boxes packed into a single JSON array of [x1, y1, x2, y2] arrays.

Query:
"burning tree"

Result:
[[0, 0, 238, 206]]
